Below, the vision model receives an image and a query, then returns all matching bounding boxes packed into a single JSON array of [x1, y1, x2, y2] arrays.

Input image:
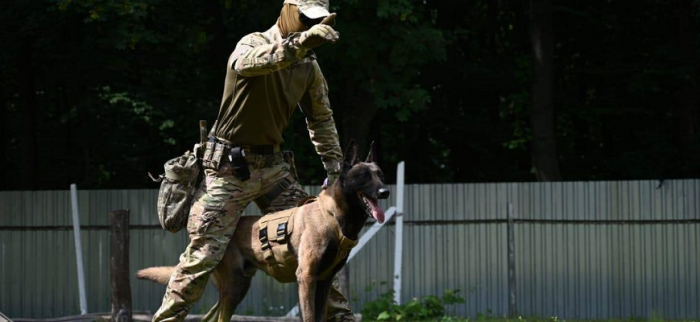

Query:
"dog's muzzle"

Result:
[[359, 188, 389, 224], [378, 187, 390, 199]]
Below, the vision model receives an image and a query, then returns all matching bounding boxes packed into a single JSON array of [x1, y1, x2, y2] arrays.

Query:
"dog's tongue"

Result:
[[367, 197, 385, 223]]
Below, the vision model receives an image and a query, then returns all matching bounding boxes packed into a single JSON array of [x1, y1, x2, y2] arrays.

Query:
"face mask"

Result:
[[277, 4, 307, 38]]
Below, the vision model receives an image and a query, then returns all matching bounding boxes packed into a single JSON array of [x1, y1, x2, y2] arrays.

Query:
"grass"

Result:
[[357, 283, 698, 322], [362, 318, 699, 322]]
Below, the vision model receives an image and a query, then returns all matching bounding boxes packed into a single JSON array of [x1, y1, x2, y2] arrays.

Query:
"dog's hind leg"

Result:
[[214, 269, 253, 322], [201, 249, 252, 322]]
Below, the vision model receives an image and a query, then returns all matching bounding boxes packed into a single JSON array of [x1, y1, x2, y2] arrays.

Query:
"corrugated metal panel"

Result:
[[509, 180, 700, 320], [1, 180, 698, 319], [514, 223, 698, 319]]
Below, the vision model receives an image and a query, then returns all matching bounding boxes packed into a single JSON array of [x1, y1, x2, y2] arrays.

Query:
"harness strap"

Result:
[[255, 177, 294, 210], [297, 196, 317, 206], [258, 207, 297, 263], [315, 195, 359, 280], [258, 219, 273, 261]]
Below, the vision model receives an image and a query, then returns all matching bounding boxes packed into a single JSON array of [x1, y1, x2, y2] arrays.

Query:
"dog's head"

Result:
[[337, 141, 390, 224]]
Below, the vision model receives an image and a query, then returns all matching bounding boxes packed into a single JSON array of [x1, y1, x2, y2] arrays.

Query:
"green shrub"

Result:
[[361, 283, 465, 321]]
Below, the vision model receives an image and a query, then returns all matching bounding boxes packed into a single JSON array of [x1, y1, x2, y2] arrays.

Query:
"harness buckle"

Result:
[[259, 228, 270, 250], [276, 222, 287, 241]]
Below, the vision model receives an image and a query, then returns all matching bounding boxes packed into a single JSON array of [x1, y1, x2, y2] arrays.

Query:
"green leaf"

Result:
[[377, 311, 391, 320]]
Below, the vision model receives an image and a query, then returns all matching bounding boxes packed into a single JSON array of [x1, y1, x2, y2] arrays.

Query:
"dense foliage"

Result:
[[360, 283, 465, 321], [1, 0, 698, 190]]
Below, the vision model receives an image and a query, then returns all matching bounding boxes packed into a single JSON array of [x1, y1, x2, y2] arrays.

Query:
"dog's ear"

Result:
[[365, 141, 376, 163], [343, 140, 359, 165]]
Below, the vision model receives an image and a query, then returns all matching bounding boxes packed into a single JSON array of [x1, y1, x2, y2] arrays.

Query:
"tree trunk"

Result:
[[110, 210, 132, 322], [677, 0, 699, 173], [339, 80, 377, 155], [529, 0, 561, 181], [18, 39, 38, 189], [0, 83, 6, 190]]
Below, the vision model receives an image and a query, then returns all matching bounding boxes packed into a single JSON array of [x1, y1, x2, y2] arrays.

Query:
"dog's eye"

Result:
[[376, 171, 384, 180]]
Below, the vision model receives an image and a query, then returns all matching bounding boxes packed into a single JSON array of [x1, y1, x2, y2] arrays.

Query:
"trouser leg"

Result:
[[325, 280, 355, 322], [153, 162, 259, 322]]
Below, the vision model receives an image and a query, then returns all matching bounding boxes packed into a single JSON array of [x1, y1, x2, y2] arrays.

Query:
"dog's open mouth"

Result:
[[359, 192, 385, 223]]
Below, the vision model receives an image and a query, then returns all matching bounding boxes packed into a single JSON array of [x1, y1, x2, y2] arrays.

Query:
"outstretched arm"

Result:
[[231, 32, 308, 77], [232, 22, 339, 77], [300, 61, 343, 184]]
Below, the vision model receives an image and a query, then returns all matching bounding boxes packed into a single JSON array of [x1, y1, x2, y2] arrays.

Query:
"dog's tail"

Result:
[[135, 266, 175, 285]]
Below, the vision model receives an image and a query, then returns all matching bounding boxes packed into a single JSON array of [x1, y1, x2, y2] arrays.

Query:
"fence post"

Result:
[[110, 210, 132, 322], [507, 203, 517, 317], [392, 161, 405, 305], [70, 184, 88, 314]]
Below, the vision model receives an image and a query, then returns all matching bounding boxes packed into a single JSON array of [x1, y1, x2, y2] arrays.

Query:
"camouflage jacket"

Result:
[[213, 25, 342, 175]]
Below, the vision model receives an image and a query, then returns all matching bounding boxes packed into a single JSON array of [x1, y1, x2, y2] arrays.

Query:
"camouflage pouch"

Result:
[[201, 141, 226, 170], [150, 150, 202, 233]]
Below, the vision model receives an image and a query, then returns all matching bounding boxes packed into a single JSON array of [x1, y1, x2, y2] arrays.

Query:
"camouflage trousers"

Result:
[[152, 151, 355, 322]]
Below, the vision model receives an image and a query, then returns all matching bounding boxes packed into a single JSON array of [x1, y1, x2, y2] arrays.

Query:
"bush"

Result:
[[361, 283, 465, 321]]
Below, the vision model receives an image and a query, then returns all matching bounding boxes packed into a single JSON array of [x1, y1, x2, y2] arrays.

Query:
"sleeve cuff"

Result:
[[323, 159, 342, 175], [283, 32, 309, 58]]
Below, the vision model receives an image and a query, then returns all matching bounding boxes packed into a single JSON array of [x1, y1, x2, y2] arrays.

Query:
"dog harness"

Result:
[[314, 196, 359, 280], [258, 195, 358, 283], [258, 206, 299, 283]]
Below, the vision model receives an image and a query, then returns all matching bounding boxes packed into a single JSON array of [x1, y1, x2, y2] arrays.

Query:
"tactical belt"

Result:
[[208, 136, 279, 156], [207, 136, 281, 180], [243, 145, 278, 155]]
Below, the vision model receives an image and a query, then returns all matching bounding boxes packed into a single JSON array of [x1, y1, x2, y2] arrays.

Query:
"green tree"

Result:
[[529, 0, 561, 181], [2, 0, 699, 189], [284, 0, 447, 184]]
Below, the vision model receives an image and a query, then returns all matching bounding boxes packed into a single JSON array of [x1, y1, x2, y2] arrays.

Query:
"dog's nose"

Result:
[[378, 187, 390, 199]]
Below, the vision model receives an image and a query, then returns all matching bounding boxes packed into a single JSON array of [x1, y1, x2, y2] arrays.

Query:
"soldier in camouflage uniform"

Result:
[[152, 0, 355, 321]]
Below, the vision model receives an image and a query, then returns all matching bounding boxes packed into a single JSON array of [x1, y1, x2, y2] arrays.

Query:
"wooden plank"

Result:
[[12, 313, 362, 322], [110, 210, 132, 322]]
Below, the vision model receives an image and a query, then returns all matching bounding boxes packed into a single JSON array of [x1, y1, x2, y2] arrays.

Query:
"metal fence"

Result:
[[1, 179, 698, 320]]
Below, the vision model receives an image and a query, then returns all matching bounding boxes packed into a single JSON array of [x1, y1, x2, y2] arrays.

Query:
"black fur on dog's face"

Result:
[[339, 141, 390, 223]]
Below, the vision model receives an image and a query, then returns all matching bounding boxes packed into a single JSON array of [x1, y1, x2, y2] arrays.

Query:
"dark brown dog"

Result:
[[137, 141, 390, 322]]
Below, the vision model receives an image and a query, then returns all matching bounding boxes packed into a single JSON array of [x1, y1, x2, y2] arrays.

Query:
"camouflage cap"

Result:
[[284, 0, 330, 19]]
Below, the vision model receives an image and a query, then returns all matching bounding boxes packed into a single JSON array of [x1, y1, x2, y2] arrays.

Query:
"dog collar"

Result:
[[315, 194, 358, 280]]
